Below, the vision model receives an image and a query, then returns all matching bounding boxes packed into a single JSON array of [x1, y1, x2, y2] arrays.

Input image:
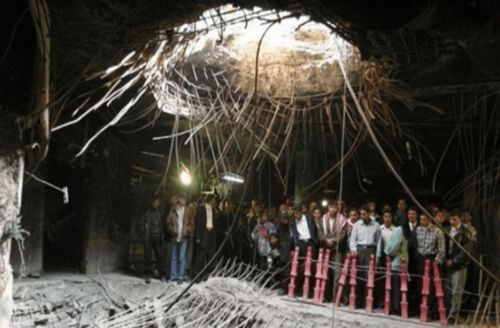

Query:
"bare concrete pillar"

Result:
[[10, 169, 45, 277], [0, 152, 23, 328]]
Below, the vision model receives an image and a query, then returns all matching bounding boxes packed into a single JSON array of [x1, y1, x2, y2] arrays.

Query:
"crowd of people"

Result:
[[136, 193, 478, 323]]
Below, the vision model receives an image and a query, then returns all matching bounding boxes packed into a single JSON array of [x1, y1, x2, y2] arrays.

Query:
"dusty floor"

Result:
[[12, 272, 441, 327]]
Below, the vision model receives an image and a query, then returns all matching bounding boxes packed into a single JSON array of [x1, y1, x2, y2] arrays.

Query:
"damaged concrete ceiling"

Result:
[[43, 0, 500, 91]]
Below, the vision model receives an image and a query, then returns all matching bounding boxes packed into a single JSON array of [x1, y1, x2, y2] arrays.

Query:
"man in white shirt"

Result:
[[376, 210, 395, 259], [291, 203, 318, 297], [349, 205, 381, 308]]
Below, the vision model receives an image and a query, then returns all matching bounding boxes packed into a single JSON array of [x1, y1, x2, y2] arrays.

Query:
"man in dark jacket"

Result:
[[291, 203, 318, 249], [165, 192, 195, 283], [403, 206, 419, 315], [290, 203, 318, 296], [142, 196, 166, 283], [193, 195, 218, 276], [445, 210, 472, 322]]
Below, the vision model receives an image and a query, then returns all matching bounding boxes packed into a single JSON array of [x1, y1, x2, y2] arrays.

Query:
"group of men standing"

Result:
[[278, 199, 475, 323], [138, 193, 476, 323], [139, 193, 218, 284]]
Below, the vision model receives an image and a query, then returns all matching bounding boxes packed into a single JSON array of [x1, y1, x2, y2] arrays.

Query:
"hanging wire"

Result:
[[331, 81, 347, 328]]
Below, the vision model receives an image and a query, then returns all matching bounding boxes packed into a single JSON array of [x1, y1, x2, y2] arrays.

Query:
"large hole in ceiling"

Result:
[[147, 5, 364, 117]]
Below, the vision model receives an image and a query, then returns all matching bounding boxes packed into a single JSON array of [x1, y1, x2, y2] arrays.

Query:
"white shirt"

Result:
[[205, 204, 213, 230], [380, 225, 395, 245], [408, 221, 417, 232], [349, 219, 381, 252], [296, 215, 311, 240], [176, 206, 185, 241]]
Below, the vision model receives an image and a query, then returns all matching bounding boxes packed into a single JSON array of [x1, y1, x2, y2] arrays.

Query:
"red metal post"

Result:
[[419, 259, 431, 322], [313, 248, 324, 303], [384, 256, 392, 315], [400, 257, 409, 319], [287, 246, 300, 298], [319, 248, 331, 304], [335, 253, 351, 306], [348, 255, 357, 309], [366, 254, 375, 313], [302, 246, 313, 299], [432, 261, 448, 326]]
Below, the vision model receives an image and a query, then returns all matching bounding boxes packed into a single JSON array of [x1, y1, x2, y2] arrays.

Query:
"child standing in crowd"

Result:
[[251, 210, 277, 270]]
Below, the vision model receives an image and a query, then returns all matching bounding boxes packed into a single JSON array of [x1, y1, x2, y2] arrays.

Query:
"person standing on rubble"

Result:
[[166, 192, 195, 284], [141, 195, 167, 284]]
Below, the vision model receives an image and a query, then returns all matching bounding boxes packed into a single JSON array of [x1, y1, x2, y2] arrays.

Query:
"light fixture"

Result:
[[179, 169, 193, 186], [221, 172, 245, 184], [321, 199, 328, 207]]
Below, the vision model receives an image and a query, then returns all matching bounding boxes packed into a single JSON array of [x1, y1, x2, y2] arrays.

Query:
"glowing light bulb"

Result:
[[180, 170, 193, 186]]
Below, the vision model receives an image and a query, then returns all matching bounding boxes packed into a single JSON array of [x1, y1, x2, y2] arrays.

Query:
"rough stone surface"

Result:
[[0, 153, 21, 328]]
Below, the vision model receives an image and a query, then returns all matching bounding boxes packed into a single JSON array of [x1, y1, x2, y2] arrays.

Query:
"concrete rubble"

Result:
[[12, 271, 441, 327]]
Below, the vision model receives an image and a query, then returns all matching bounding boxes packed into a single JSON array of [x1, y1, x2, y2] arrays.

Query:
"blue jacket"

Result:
[[290, 215, 318, 247]]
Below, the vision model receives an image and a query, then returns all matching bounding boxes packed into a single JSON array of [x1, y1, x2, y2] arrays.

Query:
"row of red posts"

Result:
[[287, 248, 448, 325], [420, 260, 448, 325]]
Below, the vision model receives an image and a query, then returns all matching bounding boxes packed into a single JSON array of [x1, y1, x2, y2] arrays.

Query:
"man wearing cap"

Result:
[[166, 192, 195, 283]]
